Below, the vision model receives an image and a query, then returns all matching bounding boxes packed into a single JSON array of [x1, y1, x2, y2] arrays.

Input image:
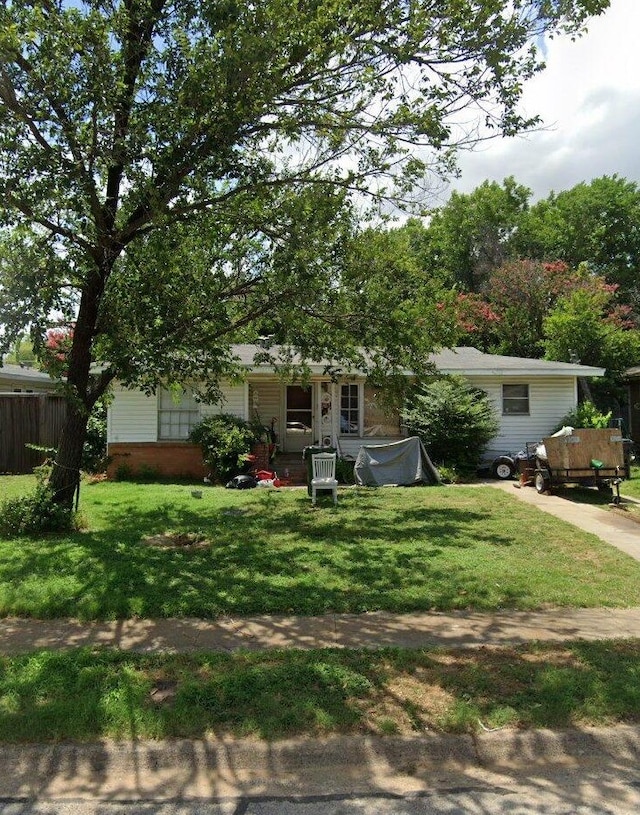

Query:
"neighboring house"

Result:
[[106, 344, 605, 479], [0, 363, 57, 393]]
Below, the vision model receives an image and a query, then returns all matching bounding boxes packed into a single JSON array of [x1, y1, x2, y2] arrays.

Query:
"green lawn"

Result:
[[622, 466, 640, 500], [2, 640, 640, 742], [2, 476, 640, 619]]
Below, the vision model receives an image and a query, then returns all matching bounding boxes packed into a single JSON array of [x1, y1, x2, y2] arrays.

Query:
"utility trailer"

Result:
[[533, 428, 626, 502]]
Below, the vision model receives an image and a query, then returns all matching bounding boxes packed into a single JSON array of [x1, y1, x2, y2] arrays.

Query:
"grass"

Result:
[[2, 476, 640, 619], [621, 466, 640, 502], [1, 640, 640, 742]]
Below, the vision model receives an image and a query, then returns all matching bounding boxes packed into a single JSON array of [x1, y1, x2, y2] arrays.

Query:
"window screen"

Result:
[[502, 384, 529, 415], [158, 389, 200, 439]]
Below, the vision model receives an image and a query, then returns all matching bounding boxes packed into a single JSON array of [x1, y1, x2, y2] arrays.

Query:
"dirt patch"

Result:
[[149, 679, 179, 706], [142, 531, 210, 549], [610, 501, 640, 524]]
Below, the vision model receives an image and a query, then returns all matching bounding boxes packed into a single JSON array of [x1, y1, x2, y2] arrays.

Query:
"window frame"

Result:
[[158, 388, 200, 440], [502, 383, 530, 416], [339, 382, 361, 436]]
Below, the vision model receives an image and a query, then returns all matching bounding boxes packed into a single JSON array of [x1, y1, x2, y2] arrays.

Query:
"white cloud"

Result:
[[452, 0, 640, 201]]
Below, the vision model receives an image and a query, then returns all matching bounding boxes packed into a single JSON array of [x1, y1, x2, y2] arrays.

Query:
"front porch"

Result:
[[248, 376, 405, 460]]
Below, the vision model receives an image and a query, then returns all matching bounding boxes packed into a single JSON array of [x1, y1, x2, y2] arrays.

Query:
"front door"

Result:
[[285, 385, 314, 452]]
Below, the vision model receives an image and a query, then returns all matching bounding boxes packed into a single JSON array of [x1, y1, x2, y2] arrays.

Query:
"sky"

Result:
[[449, 0, 640, 203]]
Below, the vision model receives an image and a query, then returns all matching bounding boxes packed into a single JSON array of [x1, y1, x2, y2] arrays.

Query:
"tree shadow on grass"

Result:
[[0, 487, 572, 619], [3, 641, 640, 743]]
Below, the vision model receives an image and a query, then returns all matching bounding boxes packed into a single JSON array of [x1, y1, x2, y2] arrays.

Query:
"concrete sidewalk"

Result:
[[2, 727, 640, 802], [3, 605, 640, 655]]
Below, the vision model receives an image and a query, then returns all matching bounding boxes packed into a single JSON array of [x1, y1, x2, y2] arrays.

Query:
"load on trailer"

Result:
[[531, 427, 627, 502]]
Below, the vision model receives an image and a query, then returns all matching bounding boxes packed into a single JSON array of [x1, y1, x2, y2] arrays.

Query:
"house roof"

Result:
[[231, 344, 605, 379], [0, 363, 59, 390], [430, 347, 605, 378]]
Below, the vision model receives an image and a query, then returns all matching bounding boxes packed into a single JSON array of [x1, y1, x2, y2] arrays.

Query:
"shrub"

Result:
[[436, 464, 467, 484], [0, 480, 77, 536], [403, 375, 499, 471], [137, 464, 160, 482], [114, 462, 133, 481], [190, 414, 258, 483], [553, 401, 612, 431]]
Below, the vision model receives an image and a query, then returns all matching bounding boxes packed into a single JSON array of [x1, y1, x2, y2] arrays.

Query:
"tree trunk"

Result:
[[578, 376, 594, 404], [48, 400, 90, 509], [46, 254, 110, 509]]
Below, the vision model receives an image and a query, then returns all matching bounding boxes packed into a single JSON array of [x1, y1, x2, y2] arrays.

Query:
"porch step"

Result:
[[271, 454, 307, 486]]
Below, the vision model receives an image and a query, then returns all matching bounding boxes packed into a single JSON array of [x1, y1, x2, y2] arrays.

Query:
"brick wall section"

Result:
[[106, 441, 309, 484], [107, 443, 206, 480], [250, 443, 272, 472]]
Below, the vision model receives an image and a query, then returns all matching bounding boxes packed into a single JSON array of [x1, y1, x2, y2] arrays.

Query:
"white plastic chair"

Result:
[[311, 452, 338, 506]]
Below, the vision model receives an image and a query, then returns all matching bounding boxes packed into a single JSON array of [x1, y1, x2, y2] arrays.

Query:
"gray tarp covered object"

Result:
[[354, 436, 441, 487]]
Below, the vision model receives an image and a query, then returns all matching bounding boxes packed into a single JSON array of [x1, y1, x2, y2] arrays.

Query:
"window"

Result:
[[158, 388, 200, 439], [502, 384, 529, 415], [363, 385, 403, 437], [340, 383, 359, 434]]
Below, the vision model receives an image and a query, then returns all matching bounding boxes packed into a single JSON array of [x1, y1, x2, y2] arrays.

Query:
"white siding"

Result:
[[109, 381, 247, 443], [248, 380, 282, 433], [0, 378, 53, 394], [468, 375, 577, 456], [108, 386, 158, 442], [200, 382, 247, 420], [107, 372, 581, 455]]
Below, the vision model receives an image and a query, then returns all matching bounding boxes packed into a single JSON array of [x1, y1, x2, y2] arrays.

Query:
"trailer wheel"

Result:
[[492, 457, 516, 480], [534, 472, 550, 494]]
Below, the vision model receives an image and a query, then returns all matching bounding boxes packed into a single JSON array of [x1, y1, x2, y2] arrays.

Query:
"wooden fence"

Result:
[[0, 394, 67, 474]]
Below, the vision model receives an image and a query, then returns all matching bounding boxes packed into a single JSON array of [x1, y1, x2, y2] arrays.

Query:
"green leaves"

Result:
[[403, 376, 500, 470]]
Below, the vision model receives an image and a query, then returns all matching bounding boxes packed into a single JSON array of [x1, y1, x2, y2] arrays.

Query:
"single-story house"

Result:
[[106, 344, 605, 479], [0, 363, 58, 393]]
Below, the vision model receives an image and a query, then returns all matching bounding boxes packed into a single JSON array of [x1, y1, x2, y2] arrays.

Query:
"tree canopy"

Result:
[[354, 168, 640, 422], [422, 177, 532, 290], [515, 175, 640, 304]]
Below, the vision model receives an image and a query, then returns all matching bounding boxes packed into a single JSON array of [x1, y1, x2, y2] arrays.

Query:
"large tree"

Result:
[[514, 175, 640, 306], [0, 0, 609, 506], [543, 285, 640, 407], [421, 177, 533, 291]]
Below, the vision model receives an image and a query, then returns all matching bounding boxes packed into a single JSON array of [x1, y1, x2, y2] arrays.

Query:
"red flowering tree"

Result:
[[42, 326, 74, 375], [450, 293, 501, 350], [455, 259, 633, 359]]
